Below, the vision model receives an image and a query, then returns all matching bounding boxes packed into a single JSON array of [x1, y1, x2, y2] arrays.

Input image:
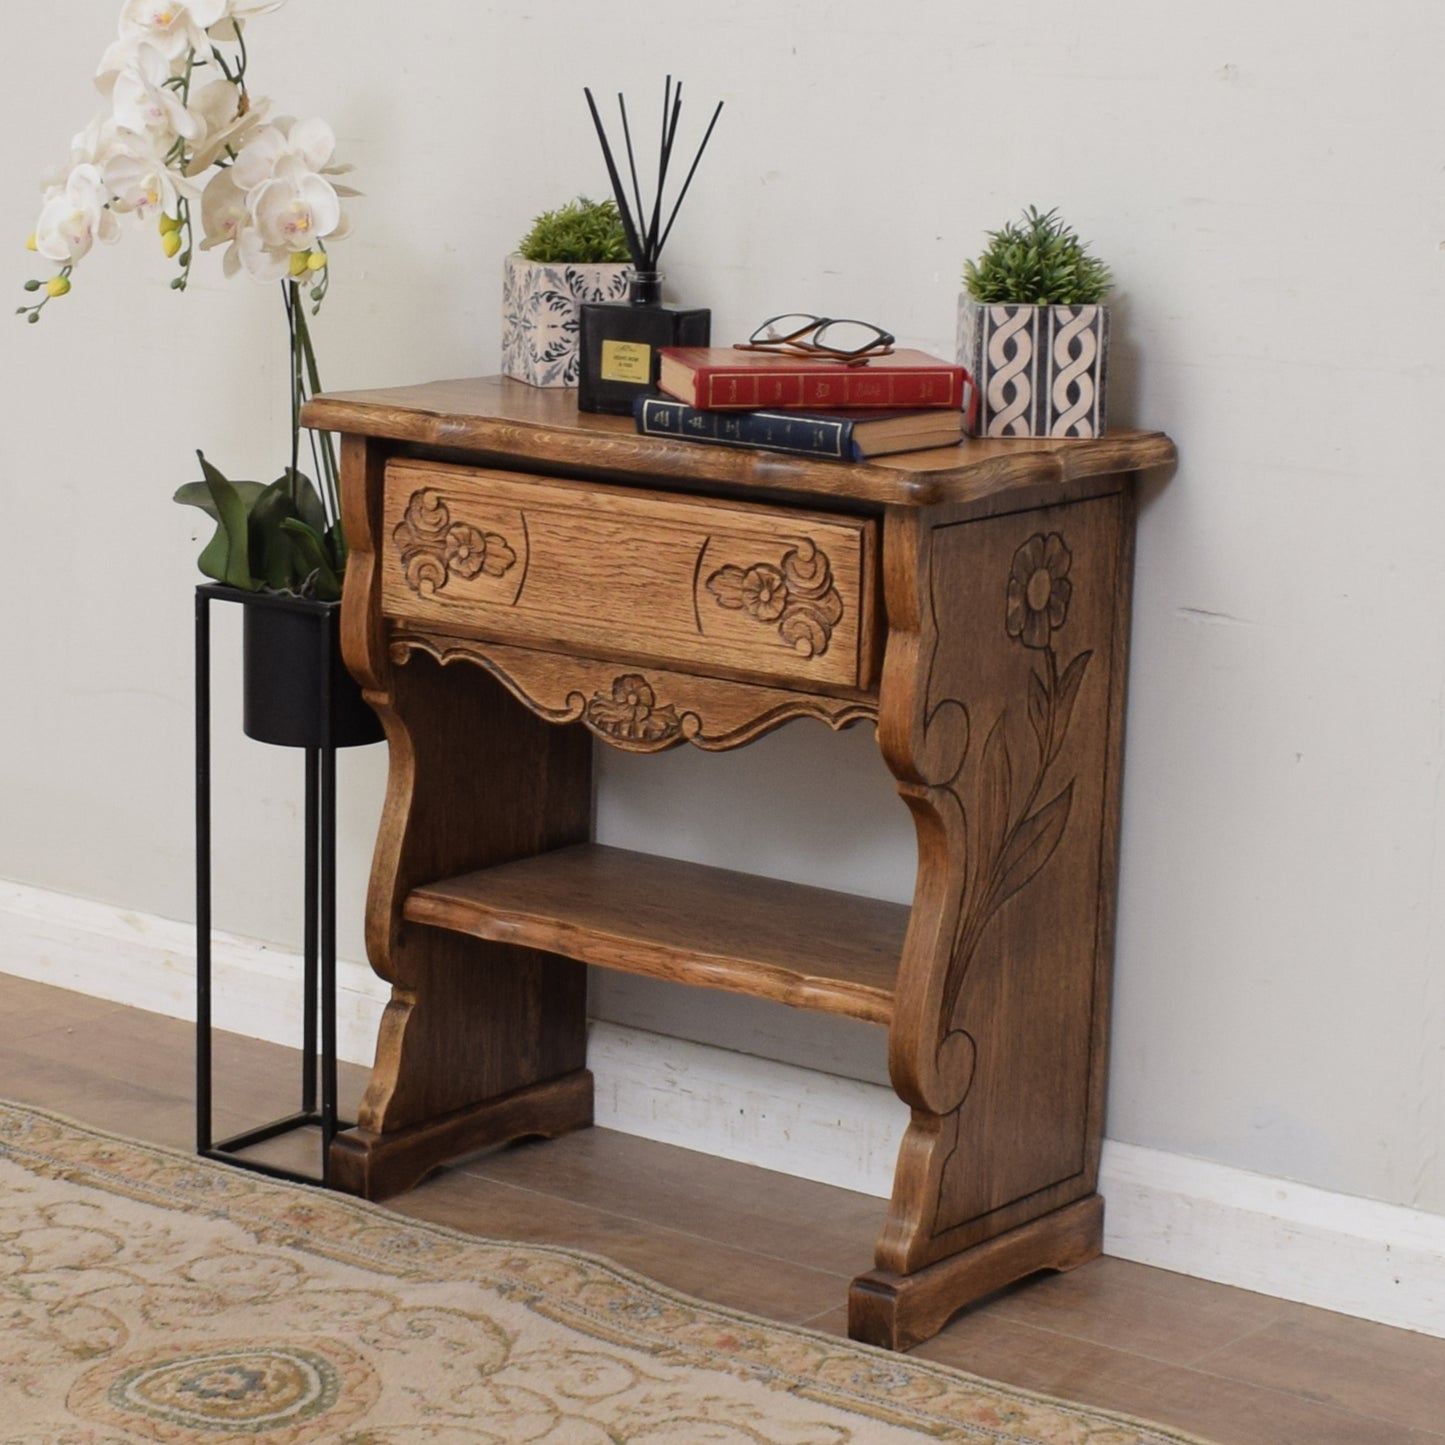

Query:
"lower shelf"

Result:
[[403, 843, 908, 1025]]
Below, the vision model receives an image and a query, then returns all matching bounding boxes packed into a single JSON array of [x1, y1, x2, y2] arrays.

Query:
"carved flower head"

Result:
[[444, 524, 490, 580], [612, 674, 656, 722], [1006, 532, 1072, 650], [740, 564, 788, 621]]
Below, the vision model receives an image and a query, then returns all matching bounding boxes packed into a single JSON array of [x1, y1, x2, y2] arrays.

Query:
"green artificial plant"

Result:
[[516, 196, 630, 264], [963, 206, 1113, 307]]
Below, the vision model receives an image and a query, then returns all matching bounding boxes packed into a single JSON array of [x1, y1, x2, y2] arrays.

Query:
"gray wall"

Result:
[[4, 0, 1444, 1214]]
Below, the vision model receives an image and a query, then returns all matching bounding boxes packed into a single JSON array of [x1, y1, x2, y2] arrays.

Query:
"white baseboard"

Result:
[[3, 879, 1444, 1339]]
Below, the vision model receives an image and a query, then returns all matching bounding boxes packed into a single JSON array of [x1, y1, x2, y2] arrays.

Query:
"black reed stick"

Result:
[[655, 98, 724, 260], [583, 87, 645, 266], [617, 94, 647, 246], [583, 77, 723, 274]]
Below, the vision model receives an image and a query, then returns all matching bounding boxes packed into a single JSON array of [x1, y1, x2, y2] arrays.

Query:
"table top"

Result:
[[304, 375, 1175, 513]]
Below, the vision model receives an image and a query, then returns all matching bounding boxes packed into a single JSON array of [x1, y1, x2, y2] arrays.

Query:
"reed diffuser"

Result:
[[577, 77, 722, 414]]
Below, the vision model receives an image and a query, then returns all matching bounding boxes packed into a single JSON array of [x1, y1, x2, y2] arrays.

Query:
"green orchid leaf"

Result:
[[191, 455, 260, 591], [173, 477, 270, 522], [275, 467, 329, 537], [249, 478, 306, 592], [280, 517, 341, 601]]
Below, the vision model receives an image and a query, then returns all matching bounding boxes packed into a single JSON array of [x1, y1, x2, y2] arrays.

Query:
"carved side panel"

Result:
[[877, 494, 1126, 1274]]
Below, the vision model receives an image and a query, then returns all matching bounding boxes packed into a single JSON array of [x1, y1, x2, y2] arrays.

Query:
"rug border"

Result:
[[0, 1096, 1222, 1445]]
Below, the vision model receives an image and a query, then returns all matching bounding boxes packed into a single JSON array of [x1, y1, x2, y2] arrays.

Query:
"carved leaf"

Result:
[[1054, 649, 1094, 742], [993, 781, 1075, 913], [779, 606, 828, 658], [403, 553, 448, 595], [976, 715, 1013, 877], [781, 540, 832, 598], [706, 565, 749, 610], [480, 533, 518, 577]]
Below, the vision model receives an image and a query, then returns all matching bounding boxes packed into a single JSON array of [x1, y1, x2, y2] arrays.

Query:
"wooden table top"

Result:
[[304, 375, 1176, 513]]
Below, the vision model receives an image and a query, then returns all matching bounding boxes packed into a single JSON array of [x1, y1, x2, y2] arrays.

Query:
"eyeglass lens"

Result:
[[809, 319, 891, 355]]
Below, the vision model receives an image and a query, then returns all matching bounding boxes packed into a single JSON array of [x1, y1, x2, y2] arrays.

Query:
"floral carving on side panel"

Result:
[[393, 489, 517, 596], [939, 531, 1094, 1048], [705, 539, 843, 658], [585, 674, 684, 744]]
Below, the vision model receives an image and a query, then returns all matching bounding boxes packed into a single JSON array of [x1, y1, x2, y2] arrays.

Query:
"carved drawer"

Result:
[[381, 459, 878, 692]]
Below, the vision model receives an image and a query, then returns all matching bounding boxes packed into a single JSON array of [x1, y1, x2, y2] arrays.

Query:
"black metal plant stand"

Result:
[[194, 583, 382, 1187]]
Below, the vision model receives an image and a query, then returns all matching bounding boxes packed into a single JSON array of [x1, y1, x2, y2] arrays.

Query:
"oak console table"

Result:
[[302, 376, 1175, 1349]]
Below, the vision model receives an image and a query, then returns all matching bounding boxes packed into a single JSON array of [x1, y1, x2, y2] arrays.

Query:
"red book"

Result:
[[657, 347, 968, 411]]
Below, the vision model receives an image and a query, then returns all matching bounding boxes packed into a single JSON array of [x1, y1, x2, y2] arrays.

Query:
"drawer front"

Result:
[[381, 460, 877, 691]]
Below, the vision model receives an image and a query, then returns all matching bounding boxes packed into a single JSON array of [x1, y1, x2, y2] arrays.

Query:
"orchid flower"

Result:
[[197, 166, 254, 275], [185, 79, 269, 174], [104, 131, 197, 219], [114, 1, 218, 63], [34, 165, 121, 263], [109, 43, 199, 142]]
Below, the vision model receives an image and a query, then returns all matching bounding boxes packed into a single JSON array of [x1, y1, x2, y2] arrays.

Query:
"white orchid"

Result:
[[196, 118, 353, 282], [33, 165, 121, 263], [114, 0, 217, 63], [252, 161, 341, 251], [109, 43, 198, 142], [184, 78, 268, 174], [103, 130, 197, 219], [96, 2, 288, 90], [197, 165, 253, 274], [24, 0, 351, 603], [22, 0, 351, 324], [230, 117, 348, 192]]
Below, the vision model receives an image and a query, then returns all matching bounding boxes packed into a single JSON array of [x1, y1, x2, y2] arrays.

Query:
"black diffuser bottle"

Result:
[[576, 79, 721, 415]]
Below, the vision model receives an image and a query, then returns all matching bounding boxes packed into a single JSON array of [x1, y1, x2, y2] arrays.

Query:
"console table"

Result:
[[302, 376, 1175, 1349]]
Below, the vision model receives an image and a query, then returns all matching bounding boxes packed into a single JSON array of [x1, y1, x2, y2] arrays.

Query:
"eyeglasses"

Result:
[[733, 313, 896, 366]]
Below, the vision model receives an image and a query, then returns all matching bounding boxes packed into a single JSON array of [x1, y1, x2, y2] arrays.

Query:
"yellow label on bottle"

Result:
[[601, 340, 651, 383]]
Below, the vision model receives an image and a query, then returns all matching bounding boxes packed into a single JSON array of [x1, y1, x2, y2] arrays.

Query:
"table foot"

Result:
[[848, 1192, 1103, 1350], [329, 1068, 594, 1200]]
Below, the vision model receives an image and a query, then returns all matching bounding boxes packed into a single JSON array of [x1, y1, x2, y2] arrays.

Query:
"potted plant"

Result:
[[957, 206, 1113, 439], [501, 196, 632, 387], [20, 0, 378, 748]]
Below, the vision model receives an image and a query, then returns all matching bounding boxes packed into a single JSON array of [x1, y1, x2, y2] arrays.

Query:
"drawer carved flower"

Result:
[[393, 489, 516, 596], [705, 539, 843, 658], [585, 674, 684, 744]]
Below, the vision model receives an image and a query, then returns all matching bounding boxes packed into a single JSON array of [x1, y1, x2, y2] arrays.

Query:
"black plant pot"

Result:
[[240, 592, 383, 749]]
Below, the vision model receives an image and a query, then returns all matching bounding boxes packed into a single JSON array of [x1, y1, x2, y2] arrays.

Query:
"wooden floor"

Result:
[[3, 971, 1443, 1445]]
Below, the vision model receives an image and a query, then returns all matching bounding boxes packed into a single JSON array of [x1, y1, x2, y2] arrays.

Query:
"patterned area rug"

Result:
[[0, 1100, 1217, 1444]]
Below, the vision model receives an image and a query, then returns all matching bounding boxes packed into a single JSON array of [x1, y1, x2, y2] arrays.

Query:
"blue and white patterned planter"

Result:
[[502, 254, 632, 388], [957, 298, 1109, 438]]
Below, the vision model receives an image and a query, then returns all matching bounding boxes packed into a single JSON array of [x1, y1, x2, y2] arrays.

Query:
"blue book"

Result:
[[634, 395, 963, 461]]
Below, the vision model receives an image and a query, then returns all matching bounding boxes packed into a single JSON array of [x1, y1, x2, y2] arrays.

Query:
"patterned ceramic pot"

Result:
[[502, 254, 632, 388], [957, 297, 1109, 438]]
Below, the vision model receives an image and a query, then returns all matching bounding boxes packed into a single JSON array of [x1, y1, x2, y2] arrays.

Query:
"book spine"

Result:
[[636, 398, 852, 459], [695, 368, 962, 410]]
